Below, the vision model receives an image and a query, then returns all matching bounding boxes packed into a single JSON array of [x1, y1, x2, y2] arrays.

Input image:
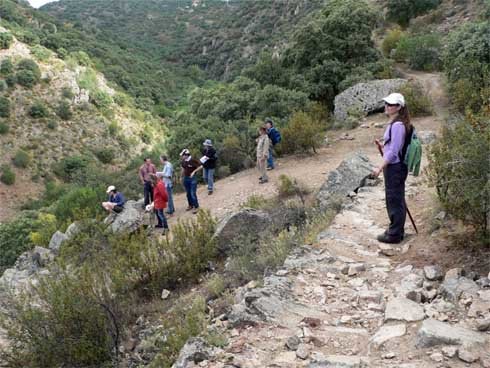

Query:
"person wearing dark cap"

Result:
[[265, 118, 281, 170], [102, 185, 125, 213], [180, 148, 202, 214], [201, 139, 217, 195]]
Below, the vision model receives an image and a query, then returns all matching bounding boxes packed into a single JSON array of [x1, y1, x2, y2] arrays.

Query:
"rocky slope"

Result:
[[172, 161, 490, 368]]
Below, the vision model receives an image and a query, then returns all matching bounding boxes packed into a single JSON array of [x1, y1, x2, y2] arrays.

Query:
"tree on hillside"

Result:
[[282, 0, 381, 106]]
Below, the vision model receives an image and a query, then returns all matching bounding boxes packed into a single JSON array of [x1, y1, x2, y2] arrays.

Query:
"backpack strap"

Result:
[[385, 122, 412, 161]]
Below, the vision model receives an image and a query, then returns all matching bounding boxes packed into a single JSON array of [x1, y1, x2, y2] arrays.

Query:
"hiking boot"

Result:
[[266, 167, 274, 171], [259, 178, 269, 184], [192, 208, 199, 214], [185, 206, 193, 211], [377, 233, 402, 244], [208, 190, 213, 195], [383, 230, 404, 240]]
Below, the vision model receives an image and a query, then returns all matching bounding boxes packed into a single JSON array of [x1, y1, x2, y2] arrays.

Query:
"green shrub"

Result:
[[0, 215, 35, 272], [428, 115, 489, 238], [29, 213, 57, 246], [5, 73, 16, 87], [282, 110, 324, 153], [240, 194, 270, 210], [0, 164, 15, 185], [277, 174, 309, 201], [0, 59, 13, 75], [386, 0, 441, 27], [46, 119, 57, 130], [94, 148, 115, 164], [382, 28, 405, 57], [400, 82, 433, 117], [53, 186, 100, 221], [29, 101, 49, 118], [0, 122, 9, 134], [13, 149, 30, 168], [0, 96, 10, 117], [0, 79, 7, 92], [0, 268, 118, 367], [0, 32, 13, 49], [61, 87, 74, 99], [91, 90, 113, 109], [31, 44, 52, 61], [394, 33, 442, 71], [54, 155, 90, 181], [56, 100, 73, 120], [16, 69, 39, 88], [444, 21, 490, 114]]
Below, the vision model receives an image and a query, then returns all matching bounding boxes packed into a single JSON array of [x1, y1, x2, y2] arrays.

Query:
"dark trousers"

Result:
[[384, 163, 408, 238], [155, 208, 168, 229], [183, 176, 199, 208], [144, 181, 153, 206]]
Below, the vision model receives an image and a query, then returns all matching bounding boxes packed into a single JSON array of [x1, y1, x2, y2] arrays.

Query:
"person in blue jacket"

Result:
[[102, 185, 125, 213], [265, 118, 281, 170]]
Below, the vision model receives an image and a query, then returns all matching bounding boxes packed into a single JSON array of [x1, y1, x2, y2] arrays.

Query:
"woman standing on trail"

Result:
[[256, 126, 270, 184], [372, 93, 412, 244], [150, 173, 169, 232]]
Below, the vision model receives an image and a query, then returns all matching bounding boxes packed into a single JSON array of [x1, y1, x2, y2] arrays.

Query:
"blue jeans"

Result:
[[183, 176, 199, 208], [267, 147, 274, 169], [165, 183, 174, 214], [155, 208, 168, 229], [203, 168, 215, 192]]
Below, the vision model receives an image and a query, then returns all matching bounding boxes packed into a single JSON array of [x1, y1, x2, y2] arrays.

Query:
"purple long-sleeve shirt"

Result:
[[383, 121, 406, 164]]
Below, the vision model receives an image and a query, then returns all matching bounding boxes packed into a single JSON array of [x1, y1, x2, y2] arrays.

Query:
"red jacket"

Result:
[[153, 180, 168, 209]]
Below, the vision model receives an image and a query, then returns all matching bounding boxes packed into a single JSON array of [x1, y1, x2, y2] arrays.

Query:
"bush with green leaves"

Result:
[[281, 110, 325, 154], [91, 89, 113, 109], [0, 96, 10, 117], [428, 115, 489, 239], [29, 213, 57, 246], [94, 147, 115, 164], [53, 155, 90, 181], [394, 33, 442, 71], [0, 122, 9, 134], [53, 186, 101, 222], [0, 32, 13, 49], [386, 0, 441, 27], [30, 44, 52, 61], [0, 164, 15, 185], [0, 215, 35, 272], [29, 101, 49, 118], [0, 267, 119, 367], [444, 21, 490, 114], [400, 82, 433, 117], [382, 28, 405, 57], [0, 59, 13, 75], [56, 100, 73, 120], [13, 149, 30, 168], [15, 58, 41, 87]]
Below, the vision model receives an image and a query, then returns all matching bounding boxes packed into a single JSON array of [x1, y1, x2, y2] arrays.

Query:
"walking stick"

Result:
[[375, 140, 418, 234]]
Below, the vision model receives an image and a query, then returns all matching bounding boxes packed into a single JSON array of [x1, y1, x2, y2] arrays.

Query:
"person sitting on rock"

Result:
[[102, 185, 125, 213]]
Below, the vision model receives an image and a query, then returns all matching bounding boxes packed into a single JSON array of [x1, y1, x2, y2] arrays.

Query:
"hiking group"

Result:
[[102, 94, 420, 243]]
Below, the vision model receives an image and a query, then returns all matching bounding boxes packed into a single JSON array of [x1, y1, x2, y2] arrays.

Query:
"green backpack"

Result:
[[388, 124, 423, 176]]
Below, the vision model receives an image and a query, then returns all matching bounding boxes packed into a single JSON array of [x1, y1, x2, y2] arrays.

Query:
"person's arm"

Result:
[[138, 166, 145, 184], [190, 162, 203, 177], [115, 193, 125, 207]]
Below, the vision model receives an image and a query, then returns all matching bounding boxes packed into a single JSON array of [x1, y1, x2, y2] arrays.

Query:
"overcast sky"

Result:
[[27, 0, 58, 8]]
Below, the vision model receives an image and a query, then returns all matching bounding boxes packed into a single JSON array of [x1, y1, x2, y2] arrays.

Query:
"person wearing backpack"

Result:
[[201, 139, 217, 195], [265, 118, 281, 170], [372, 93, 415, 244]]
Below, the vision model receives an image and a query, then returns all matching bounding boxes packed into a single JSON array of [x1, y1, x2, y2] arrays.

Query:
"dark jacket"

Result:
[[202, 146, 217, 169], [267, 127, 281, 146], [109, 192, 125, 207]]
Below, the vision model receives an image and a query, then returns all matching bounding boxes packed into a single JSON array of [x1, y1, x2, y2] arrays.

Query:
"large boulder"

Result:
[[104, 199, 150, 233], [334, 79, 407, 123], [317, 153, 374, 212], [214, 209, 273, 255], [416, 319, 487, 348]]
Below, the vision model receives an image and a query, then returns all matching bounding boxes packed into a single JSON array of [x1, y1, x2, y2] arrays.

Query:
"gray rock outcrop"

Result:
[[334, 79, 407, 123], [317, 153, 374, 212], [104, 199, 150, 233], [214, 209, 272, 255], [416, 319, 487, 348], [171, 337, 215, 368]]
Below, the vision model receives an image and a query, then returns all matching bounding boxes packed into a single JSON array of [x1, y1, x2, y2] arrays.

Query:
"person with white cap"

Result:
[[372, 92, 413, 244], [180, 148, 202, 214], [201, 139, 217, 195], [102, 185, 125, 213]]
